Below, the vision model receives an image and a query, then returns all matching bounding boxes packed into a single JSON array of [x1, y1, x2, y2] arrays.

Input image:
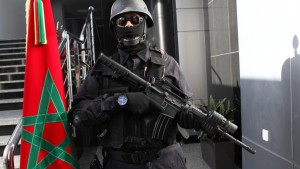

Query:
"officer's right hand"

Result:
[[126, 92, 163, 116], [70, 95, 119, 128]]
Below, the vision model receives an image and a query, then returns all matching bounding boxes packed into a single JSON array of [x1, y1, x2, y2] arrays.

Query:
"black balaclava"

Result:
[[115, 19, 148, 54]]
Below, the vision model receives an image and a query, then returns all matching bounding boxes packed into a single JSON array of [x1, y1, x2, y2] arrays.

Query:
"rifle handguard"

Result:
[[206, 111, 238, 134]]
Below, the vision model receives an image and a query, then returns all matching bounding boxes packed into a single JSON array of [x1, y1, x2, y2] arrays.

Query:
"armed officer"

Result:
[[70, 0, 203, 168]]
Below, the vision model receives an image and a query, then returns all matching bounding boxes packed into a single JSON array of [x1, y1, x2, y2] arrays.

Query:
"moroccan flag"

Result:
[[20, 0, 79, 168]]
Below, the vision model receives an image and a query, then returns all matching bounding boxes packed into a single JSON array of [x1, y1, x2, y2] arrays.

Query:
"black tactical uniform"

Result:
[[72, 47, 192, 168], [70, 0, 198, 168]]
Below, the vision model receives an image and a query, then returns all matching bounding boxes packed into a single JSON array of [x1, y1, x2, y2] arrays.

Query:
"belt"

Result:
[[107, 143, 181, 164], [108, 149, 159, 164]]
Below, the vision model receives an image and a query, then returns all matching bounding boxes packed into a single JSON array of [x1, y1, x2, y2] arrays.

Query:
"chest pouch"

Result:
[[145, 50, 166, 81]]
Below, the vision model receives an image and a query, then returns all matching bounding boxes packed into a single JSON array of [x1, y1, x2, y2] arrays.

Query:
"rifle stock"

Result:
[[97, 53, 256, 154]]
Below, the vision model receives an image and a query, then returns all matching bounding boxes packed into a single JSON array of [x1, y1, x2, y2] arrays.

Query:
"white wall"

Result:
[[175, 0, 207, 103], [238, 0, 300, 81]]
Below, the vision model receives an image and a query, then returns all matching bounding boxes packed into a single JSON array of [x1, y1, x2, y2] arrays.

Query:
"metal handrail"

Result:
[[2, 6, 96, 169], [60, 6, 96, 109], [2, 119, 22, 169]]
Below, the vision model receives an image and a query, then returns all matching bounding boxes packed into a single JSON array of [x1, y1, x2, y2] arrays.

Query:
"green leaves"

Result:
[[200, 95, 235, 121], [197, 95, 236, 142]]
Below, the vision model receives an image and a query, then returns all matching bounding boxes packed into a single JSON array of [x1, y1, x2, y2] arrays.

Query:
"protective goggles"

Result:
[[116, 15, 144, 27]]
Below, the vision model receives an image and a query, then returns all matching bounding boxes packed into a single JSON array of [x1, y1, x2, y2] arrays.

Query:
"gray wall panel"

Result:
[[176, 0, 207, 102], [242, 139, 293, 169], [237, 0, 300, 168], [175, 0, 203, 8], [0, 0, 26, 39], [291, 41, 300, 166], [241, 79, 292, 159], [176, 9, 204, 31], [177, 31, 207, 101], [0, 0, 63, 40]]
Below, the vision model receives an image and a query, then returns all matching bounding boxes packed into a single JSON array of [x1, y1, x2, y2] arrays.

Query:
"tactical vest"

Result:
[[93, 48, 178, 150]]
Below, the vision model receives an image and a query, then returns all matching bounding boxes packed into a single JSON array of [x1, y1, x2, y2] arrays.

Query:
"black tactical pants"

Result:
[[103, 143, 187, 169]]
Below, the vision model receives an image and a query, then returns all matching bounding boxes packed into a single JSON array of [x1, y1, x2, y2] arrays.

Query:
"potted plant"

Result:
[[197, 95, 236, 169]]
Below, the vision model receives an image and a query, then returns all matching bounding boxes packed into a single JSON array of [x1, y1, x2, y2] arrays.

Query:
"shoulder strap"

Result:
[[111, 51, 119, 61], [101, 52, 119, 90]]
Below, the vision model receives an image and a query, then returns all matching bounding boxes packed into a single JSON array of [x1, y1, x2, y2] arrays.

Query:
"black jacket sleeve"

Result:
[[164, 54, 193, 100], [70, 73, 115, 127]]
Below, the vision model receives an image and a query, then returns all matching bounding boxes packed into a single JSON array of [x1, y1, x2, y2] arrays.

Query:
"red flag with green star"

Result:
[[20, 0, 79, 168]]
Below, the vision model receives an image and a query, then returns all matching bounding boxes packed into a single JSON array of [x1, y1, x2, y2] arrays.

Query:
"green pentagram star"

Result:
[[22, 70, 79, 169]]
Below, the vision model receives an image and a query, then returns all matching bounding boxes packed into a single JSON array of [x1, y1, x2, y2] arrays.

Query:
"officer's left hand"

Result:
[[178, 109, 217, 134], [126, 92, 163, 116], [178, 108, 204, 130]]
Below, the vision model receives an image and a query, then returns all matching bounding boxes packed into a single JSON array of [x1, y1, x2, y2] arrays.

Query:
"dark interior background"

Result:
[[62, 0, 179, 61]]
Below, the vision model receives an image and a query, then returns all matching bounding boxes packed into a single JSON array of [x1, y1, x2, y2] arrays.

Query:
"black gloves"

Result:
[[126, 92, 163, 116], [100, 95, 119, 114], [178, 107, 217, 134], [200, 111, 237, 134], [69, 92, 165, 128], [178, 108, 202, 130], [69, 95, 119, 128], [178, 109, 236, 135], [194, 115, 215, 134]]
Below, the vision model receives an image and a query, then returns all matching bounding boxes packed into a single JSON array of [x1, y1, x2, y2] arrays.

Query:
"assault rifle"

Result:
[[97, 53, 256, 154]]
